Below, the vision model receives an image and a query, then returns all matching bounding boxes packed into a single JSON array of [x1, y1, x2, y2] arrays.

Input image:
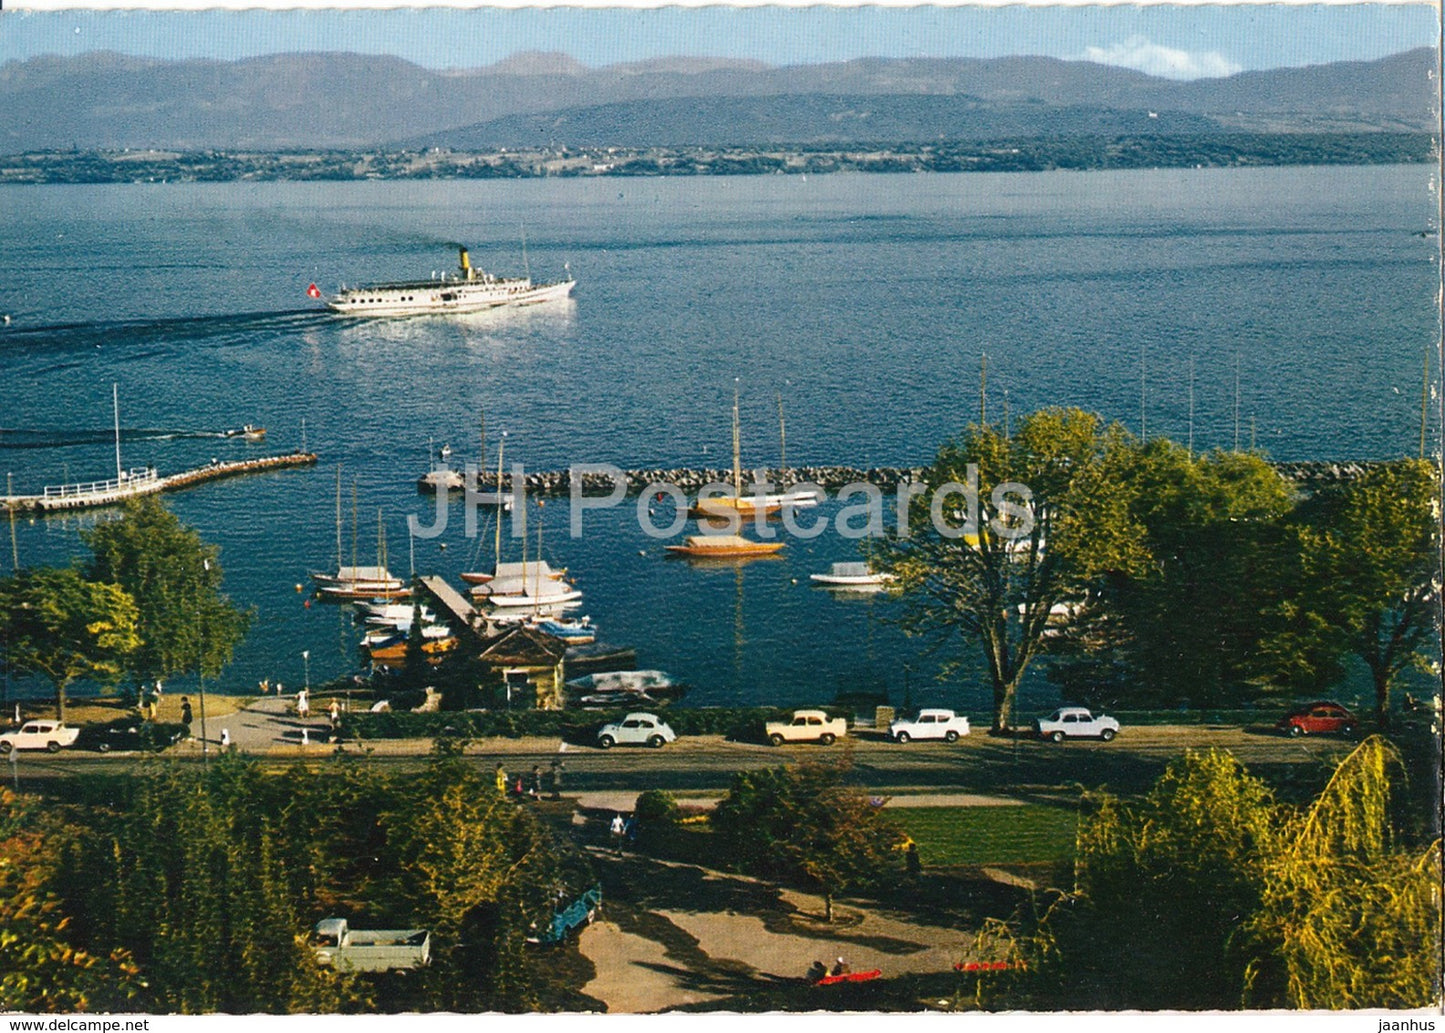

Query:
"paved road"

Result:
[[8, 702, 1366, 802]]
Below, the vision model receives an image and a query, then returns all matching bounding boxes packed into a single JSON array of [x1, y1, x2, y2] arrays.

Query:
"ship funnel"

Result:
[[458, 247, 473, 281]]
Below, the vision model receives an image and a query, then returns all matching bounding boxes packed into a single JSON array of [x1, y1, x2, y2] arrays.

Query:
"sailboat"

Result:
[[688, 384, 783, 519], [471, 413, 515, 510], [314, 495, 410, 600], [461, 431, 523, 584], [469, 490, 582, 611]]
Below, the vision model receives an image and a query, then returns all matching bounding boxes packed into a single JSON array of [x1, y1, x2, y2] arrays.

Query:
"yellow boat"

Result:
[[664, 534, 785, 558]]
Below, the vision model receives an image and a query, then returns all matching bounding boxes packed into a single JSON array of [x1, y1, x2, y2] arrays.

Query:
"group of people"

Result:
[[495, 759, 566, 801], [608, 812, 638, 855], [806, 958, 853, 982]]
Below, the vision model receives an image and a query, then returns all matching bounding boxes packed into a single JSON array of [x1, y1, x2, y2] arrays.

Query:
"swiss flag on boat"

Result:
[[306, 283, 322, 299]]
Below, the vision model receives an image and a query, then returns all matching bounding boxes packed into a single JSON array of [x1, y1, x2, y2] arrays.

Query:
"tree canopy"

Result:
[[0, 566, 140, 721], [879, 407, 1151, 731], [711, 761, 906, 921], [83, 497, 251, 685]]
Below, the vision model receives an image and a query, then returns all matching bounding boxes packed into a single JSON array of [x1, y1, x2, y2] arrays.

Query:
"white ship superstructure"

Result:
[[325, 247, 574, 316]]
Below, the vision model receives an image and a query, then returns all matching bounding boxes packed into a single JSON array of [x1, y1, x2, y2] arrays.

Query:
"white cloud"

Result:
[[1082, 35, 1242, 80]]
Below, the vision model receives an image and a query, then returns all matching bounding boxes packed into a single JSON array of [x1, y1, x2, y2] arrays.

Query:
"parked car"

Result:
[[75, 719, 188, 753], [889, 708, 971, 743], [597, 712, 676, 749], [1276, 700, 1357, 737], [765, 709, 848, 746], [1035, 706, 1120, 742], [0, 720, 80, 754]]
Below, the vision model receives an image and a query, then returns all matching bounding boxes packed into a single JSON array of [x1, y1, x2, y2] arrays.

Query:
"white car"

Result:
[[889, 708, 970, 743], [1035, 706, 1120, 743], [765, 709, 848, 746], [597, 713, 676, 749], [0, 720, 80, 754]]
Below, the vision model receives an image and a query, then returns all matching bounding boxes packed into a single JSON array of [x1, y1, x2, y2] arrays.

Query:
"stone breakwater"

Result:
[[475, 460, 1396, 498]]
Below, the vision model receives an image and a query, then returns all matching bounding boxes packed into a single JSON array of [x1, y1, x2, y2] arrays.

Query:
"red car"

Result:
[[1276, 701, 1357, 737]]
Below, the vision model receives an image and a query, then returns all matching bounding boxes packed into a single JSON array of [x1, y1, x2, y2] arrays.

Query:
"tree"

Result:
[[1051, 442, 1298, 706], [84, 497, 251, 686], [879, 408, 1151, 732], [1267, 460, 1439, 727], [0, 791, 141, 1012], [1242, 737, 1441, 1008], [1061, 749, 1281, 1008], [711, 761, 905, 921], [1008, 739, 1440, 1010], [0, 566, 140, 721]]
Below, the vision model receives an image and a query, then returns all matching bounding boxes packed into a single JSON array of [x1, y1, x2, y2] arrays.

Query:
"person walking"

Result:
[[610, 813, 626, 855], [180, 696, 193, 730], [328, 699, 341, 729], [495, 762, 508, 795], [296, 689, 309, 719], [529, 764, 542, 800], [550, 757, 565, 799], [220, 728, 231, 750]]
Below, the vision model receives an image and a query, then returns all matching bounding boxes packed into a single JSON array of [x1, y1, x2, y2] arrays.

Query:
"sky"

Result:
[[0, 4, 1437, 80]]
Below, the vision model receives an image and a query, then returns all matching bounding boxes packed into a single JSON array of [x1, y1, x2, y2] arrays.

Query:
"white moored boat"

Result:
[[809, 562, 896, 589], [324, 247, 574, 317]]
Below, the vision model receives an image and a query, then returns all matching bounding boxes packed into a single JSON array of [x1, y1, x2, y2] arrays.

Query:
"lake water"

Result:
[[0, 166, 1436, 711]]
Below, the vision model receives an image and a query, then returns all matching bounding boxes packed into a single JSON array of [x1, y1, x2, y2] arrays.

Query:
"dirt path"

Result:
[[574, 846, 990, 1013]]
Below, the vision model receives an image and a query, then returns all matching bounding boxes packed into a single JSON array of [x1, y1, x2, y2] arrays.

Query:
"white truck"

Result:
[[310, 919, 432, 973], [765, 709, 847, 746], [889, 708, 971, 743], [1035, 706, 1120, 743], [0, 720, 80, 754]]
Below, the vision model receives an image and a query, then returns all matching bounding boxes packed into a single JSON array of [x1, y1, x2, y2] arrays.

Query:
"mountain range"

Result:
[[0, 47, 1434, 154]]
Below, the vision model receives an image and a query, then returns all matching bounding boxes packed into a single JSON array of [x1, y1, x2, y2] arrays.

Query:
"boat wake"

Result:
[[0, 309, 330, 355], [0, 428, 257, 451]]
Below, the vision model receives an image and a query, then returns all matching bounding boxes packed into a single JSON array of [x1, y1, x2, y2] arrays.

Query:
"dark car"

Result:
[[1276, 701, 1357, 737], [75, 719, 188, 753]]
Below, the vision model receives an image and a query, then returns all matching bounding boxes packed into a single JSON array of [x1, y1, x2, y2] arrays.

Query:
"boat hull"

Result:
[[327, 278, 574, 316]]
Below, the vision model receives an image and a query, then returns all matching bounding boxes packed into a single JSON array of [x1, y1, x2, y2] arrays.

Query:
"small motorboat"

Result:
[[531, 616, 596, 644], [223, 424, 266, 441], [809, 562, 896, 589], [814, 969, 882, 986], [565, 670, 685, 700]]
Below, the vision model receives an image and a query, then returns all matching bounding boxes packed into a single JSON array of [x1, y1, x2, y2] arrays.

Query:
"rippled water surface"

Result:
[[0, 167, 1435, 709]]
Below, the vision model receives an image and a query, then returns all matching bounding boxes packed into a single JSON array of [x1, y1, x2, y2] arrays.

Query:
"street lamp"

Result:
[[302, 649, 311, 693], [198, 559, 210, 761]]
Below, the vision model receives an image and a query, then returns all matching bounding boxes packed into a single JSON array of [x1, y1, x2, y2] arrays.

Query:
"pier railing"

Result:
[[42, 467, 159, 499]]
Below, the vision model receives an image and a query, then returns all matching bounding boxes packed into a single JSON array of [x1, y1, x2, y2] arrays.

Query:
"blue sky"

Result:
[[0, 5, 1436, 80]]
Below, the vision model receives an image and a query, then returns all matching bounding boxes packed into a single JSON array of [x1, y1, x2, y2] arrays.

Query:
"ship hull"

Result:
[[326, 278, 574, 316]]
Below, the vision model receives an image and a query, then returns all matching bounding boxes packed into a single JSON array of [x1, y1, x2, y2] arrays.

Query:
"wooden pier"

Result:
[[2, 452, 319, 513]]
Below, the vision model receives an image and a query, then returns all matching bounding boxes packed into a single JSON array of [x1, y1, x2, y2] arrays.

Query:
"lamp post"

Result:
[[198, 559, 210, 761]]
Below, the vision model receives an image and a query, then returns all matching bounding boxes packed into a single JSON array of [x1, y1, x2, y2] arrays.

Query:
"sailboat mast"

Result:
[[776, 389, 787, 487], [334, 466, 343, 573], [732, 381, 742, 498], [494, 433, 506, 571], [979, 353, 987, 426], [1421, 346, 1431, 459], [376, 508, 388, 577], [112, 383, 122, 480], [1188, 356, 1196, 455]]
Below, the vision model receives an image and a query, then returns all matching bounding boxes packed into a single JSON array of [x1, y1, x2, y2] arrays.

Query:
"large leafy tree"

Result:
[[879, 408, 1150, 732], [1051, 442, 1297, 706], [1008, 739, 1439, 1010], [1267, 460, 1439, 727], [711, 761, 906, 921], [84, 497, 251, 686], [0, 566, 140, 721]]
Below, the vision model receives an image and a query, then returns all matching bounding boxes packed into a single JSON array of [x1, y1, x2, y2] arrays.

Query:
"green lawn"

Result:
[[896, 804, 1080, 866]]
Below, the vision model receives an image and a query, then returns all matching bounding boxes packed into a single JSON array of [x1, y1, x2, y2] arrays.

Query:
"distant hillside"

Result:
[[0, 47, 1434, 154], [408, 94, 1225, 150]]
